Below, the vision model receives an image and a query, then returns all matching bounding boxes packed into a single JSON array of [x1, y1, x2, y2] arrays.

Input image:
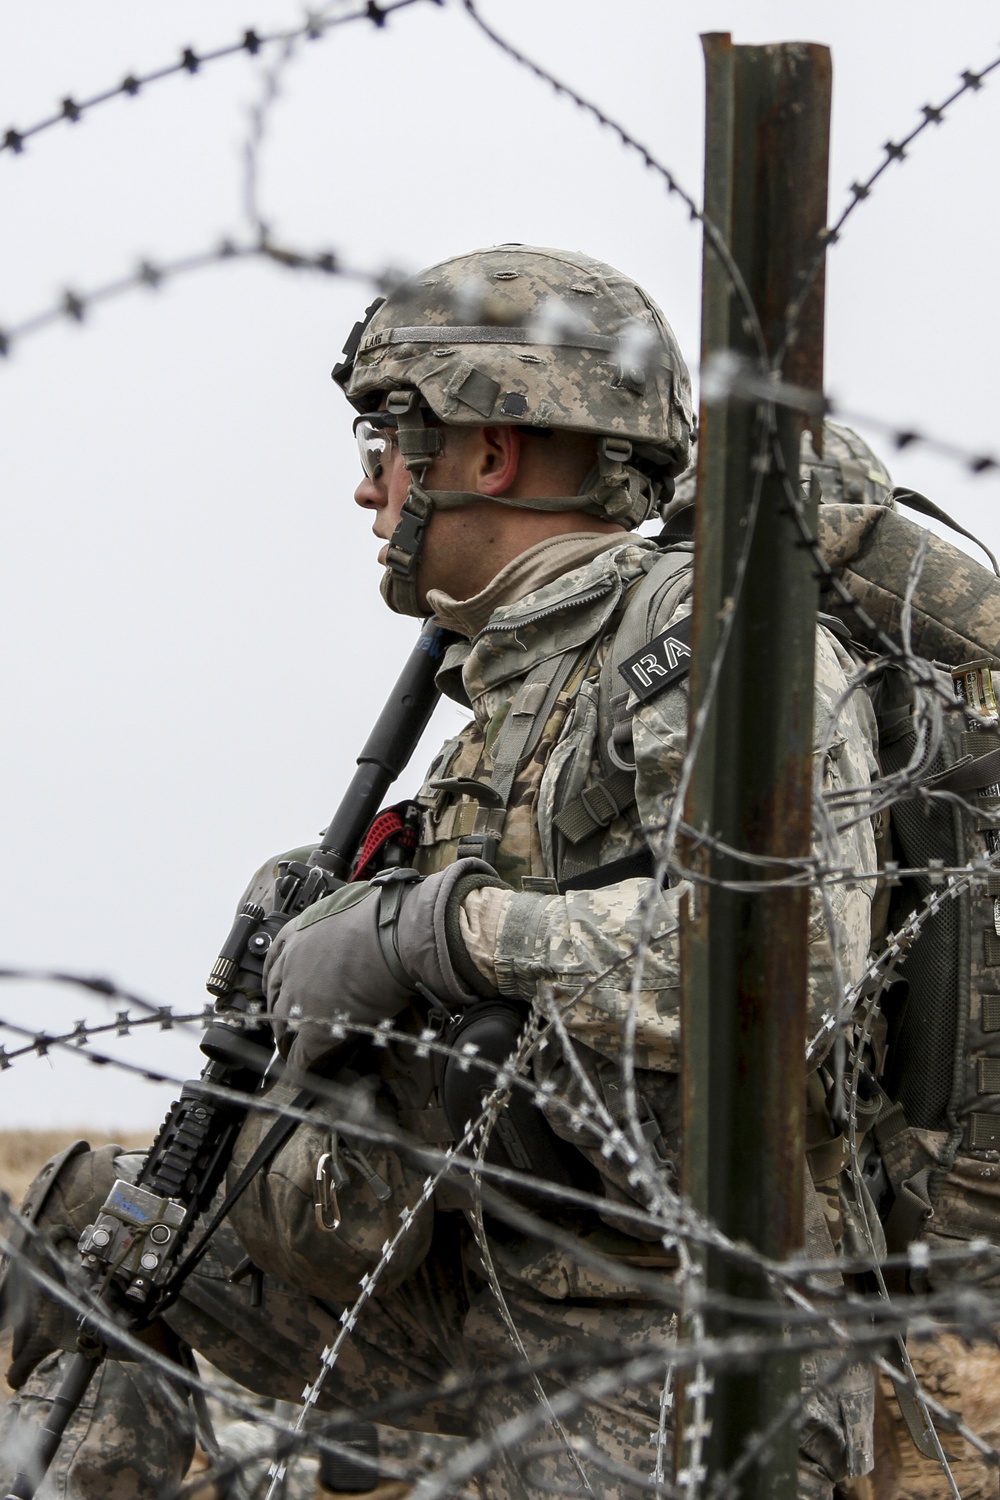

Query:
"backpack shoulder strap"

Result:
[[598, 544, 694, 771], [552, 547, 694, 861]]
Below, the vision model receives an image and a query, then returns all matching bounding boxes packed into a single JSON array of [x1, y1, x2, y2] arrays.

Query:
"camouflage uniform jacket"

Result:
[[415, 534, 877, 1081]]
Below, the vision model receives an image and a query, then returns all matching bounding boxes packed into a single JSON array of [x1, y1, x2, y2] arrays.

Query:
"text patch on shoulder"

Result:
[[618, 614, 693, 702]]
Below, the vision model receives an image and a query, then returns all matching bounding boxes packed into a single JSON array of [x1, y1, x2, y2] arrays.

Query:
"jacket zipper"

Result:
[[475, 579, 619, 638]]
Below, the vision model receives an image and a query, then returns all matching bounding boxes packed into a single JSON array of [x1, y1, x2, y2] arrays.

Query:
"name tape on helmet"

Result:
[[618, 615, 693, 702]]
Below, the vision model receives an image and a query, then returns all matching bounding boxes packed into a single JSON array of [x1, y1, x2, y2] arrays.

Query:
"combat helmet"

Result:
[[333, 244, 694, 615]]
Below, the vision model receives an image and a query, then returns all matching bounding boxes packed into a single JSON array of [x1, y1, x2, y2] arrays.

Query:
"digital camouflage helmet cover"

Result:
[[334, 245, 694, 615]]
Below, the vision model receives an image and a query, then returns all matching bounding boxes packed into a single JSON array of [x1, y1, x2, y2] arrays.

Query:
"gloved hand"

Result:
[[265, 857, 508, 1071]]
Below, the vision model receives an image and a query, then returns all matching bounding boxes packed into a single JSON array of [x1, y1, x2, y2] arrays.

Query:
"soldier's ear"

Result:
[[475, 425, 522, 497]]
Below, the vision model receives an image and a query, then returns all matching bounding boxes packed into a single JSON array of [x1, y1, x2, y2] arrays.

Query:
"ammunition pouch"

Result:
[[226, 1074, 434, 1304]]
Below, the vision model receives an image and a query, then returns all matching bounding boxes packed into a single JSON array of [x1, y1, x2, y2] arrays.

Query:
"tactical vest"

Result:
[[414, 502, 1000, 1281], [412, 542, 694, 892]]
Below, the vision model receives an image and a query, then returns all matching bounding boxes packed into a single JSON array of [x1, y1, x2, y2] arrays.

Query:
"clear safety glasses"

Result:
[[353, 412, 399, 480]]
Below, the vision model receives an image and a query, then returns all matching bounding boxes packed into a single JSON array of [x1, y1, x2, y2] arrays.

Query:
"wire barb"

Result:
[[0, 0, 434, 158], [1, 15, 999, 1497]]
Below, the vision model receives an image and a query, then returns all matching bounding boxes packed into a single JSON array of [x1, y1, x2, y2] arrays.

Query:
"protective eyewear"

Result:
[[353, 412, 399, 480]]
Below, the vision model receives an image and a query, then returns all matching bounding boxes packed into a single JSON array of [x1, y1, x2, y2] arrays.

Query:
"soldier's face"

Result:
[[352, 407, 603, 605], [353, 414, 496, 602], [353, 422, 413, 567]]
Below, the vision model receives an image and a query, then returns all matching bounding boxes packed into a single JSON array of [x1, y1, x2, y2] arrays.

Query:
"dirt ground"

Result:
[[2, 1131, 999, 1498], [0, 1127, 151, 1207], [843, 1339, 1000, 1500]]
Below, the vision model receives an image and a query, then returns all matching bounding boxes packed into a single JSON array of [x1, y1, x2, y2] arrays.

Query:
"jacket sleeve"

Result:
[[459, 623, 878, 1074]]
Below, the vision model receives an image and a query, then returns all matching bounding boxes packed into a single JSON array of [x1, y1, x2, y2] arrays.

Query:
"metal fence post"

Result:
[[677, 33, 832, 1498]]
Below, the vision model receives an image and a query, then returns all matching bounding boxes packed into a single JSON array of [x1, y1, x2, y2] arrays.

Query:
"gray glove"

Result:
[[265, 858, 507, 1072]]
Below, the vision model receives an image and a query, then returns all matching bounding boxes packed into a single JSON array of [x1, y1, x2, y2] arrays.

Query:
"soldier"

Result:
[[0, 245, 879, 1498]]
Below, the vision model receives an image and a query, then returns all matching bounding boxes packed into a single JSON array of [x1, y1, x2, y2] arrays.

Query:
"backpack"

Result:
[[426, 494, 1000, 1283], [575, 500, 1000, 1288], [818, 502, 1000, 1287]]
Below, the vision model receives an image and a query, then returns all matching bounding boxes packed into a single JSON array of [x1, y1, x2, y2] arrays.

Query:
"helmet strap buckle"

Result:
[[598, 435, 633, 471], [385, 490, 430, 579], [386, 389, 442, 473]]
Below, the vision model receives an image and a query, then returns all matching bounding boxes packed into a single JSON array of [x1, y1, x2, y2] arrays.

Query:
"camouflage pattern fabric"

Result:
[[0, 531, 882, 1495], [342, 245, 694, 482], [817, 503, 1000, 663], [1, 1352, 195, 1500], [1, 1165, 862, 1498]]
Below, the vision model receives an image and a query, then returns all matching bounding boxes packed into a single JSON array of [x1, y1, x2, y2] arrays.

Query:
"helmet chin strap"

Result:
[[380, 473, 436, 618], [378, 391, 662, 618], [379, 390, 443, 619]]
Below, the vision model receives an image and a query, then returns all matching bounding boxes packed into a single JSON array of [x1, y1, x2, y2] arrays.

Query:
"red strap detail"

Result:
[[351, 806, 418, 881]]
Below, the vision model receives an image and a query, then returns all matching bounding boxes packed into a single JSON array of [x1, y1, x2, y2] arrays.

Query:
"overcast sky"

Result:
[[1, 0, 998, 1131]]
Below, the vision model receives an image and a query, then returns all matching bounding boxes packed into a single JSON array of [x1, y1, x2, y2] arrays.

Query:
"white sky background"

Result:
[[0, 0, 998, 1131]]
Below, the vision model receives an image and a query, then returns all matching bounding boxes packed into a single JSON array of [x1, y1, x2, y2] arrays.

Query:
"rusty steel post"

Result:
[[677, 33, 831, 1498]]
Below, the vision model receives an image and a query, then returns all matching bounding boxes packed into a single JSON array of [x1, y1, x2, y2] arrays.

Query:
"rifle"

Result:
[[6, 619, 456, 1500]]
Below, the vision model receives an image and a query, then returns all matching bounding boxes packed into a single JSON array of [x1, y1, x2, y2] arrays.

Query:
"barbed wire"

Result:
[[14, 1164, 948, 1500], [3, 973, 998, 1301], [0, 234, 392, 359], [703, 350, 1000, 481], [779, 47, 1000, 355], [832, 56, 1000, 242], [0, 0, 436, 160], [3, 1129, 994, 1497], [3, 969, 1000, 1493], [3, 8, 1000, 1499]]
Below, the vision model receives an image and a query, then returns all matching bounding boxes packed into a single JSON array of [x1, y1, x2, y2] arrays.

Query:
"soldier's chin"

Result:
[[379, 565, 427, 618], [377, 542, 389, 565]]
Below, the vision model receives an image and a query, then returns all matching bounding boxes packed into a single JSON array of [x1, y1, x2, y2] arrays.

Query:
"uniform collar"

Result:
[[426, 531, 630, 639], [433, 534, 658, 704]]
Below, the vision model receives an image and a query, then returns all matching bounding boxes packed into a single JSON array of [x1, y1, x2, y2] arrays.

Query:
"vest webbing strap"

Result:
[[882, 1167, 935, 1253], [558, 847, 656, 892], [551, 548, 694, 881], [490, 678, 555, 805], [553, 767, 637, 844], [458, 650, 581, 866], [930, 746, 1000, 795]]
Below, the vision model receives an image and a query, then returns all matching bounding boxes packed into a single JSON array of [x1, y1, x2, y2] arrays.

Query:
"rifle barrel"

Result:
[[311, 621, 456, 878]]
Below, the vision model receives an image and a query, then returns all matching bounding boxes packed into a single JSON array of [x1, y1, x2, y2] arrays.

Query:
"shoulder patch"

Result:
[[618, 614, 693, 702]]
